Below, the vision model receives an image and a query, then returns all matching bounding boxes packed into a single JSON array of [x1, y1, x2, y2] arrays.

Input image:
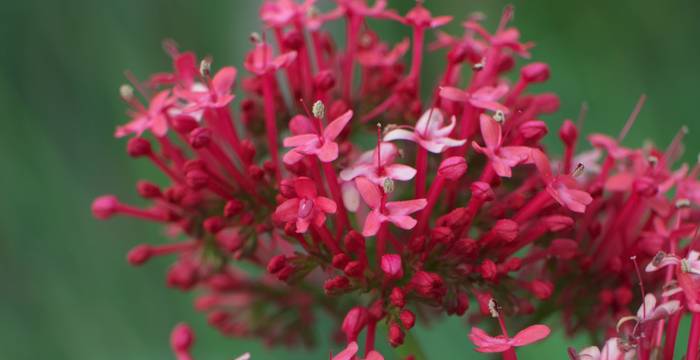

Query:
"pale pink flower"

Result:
[[175, 67, 237, 111], [383, 108, 465, 153]]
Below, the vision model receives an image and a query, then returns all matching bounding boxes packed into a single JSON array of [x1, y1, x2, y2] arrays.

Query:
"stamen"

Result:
[[488, 298, 500, 318], [119, 84, 134, 101], [199, 58, 212, 78], [647, 155, 658, 167], [617, 94, 646, 142], [675, 198, 691, 209], [383, 178, 395, 194], [571, 163, 584, 177], [576, 102, 588, 130], [493, 110, 505, 124], [630, 256, 647, 320], [472, 58, 486, 71], [312, 100, 326, 120], [249, 32, 262, 44]]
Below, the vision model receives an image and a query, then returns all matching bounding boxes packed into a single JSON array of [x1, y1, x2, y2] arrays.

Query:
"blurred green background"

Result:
[[2, 0, 699, 358]]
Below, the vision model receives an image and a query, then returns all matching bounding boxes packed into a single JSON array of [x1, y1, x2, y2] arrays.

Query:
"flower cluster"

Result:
[[93, 0, 700, 359]]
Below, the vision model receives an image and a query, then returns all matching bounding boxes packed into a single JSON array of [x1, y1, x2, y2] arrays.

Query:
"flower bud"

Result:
[[492, 219, 518, 242], [480, 259, 498, 281], [502, 257, 522, 272], [332, 253, 350, 269], [344, 231, 366, 253], [390, 287, 406, 308], [521, 62, 550, 83], [324, 275, 350, 295], [388, 323, 405, 347], [438, 156, 468, 180], [127, 137, 152, 157], [313, 70, 336, 92], [203, 216, 225, 234], [172, 114, 199, 134], [470, 181, 494, 201], [410, 271, 446, 299], [380, 254, 403, 280], [519, 120, 548, 141], [224, 199, 244, 217], [267, 255, 287, 274], [189, 127, 212, 149], [170, 323, 195, 353], [92, 195, 120, 219], [185, 169, 208, 189], [399, 309, 415, 329], [127, 244, 152, 265], [344, 260, 366, 278], [534, 93, 560, 114], [529, 280, 554, 300], [559, 119, 578, 147], [548, 238, 578, 259], [341, 307, 369, 342], [167, 261, 198, 291], [137, 180, 162, 198]]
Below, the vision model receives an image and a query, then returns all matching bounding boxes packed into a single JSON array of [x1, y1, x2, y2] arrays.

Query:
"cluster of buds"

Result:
[[93, 0, 700, 358]]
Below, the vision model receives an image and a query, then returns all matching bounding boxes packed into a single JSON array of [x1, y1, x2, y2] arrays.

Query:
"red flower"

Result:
[[273, 177, 337, 233], [175, 67, 237, 110]]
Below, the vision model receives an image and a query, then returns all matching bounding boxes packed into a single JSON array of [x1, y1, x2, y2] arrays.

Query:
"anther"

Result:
[[493, 110, 505, 124], [312, 100, 326, 120], [473, 58, 486, 71], [199, 59, 211, 77], [675, 198, 691, 209], [571, 163, 585, 177], [119, 84, 134, 100]]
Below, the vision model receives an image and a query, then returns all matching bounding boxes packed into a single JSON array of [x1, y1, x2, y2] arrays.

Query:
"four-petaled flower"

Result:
[[532, 149, 593, 213], [273, 177, 337, 233], [469, 324, 550, 353], [383, 108, 466, 153], [283, 110, 354, 164], [175, 67, 237, 111], [439, 84, 510, 114], [355, 177, 426, 236], [116, 90, 172, 138], [472, 113, 533, 177], [331, 341, 383, 360]]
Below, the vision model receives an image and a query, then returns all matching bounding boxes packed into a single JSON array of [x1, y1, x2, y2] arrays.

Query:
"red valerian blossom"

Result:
[[93, 0, 700, 359]]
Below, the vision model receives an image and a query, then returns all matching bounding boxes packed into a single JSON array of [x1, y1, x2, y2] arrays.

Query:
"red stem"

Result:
[[261, 72, 281, 181], [415, 146, 428, 198]]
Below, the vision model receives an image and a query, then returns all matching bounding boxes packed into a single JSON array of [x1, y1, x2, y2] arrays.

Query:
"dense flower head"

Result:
[[94, 0, 700, 358]]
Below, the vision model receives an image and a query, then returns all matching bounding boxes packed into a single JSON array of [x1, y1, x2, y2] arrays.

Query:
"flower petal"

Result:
[[323, 110, 353, 141]]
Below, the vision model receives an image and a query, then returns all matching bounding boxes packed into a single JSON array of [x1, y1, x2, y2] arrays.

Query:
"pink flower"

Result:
[[244, 43, 297, 76], [398, 3, 452, 29], [439, 84, 510, 114], [576, 338, 636, 360], [469, 324, 550, 353], [175, 67, 237, 110], [283, 110, 353, 164], [472, 113, 533, 177], [355, 177, 426, 236], [340, 142, 416, 185], [331, 341, 383, 360], [532, 149, 593, 213], [635, 294, 680, 322], [273, 177, 337, 233], [115, 90, 172, 138], [383, 108, 465, 153], [259, 0, 313, 28]]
